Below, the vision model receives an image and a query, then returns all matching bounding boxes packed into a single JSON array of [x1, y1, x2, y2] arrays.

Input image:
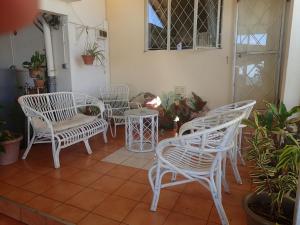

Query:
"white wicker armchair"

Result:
[[18, 92, 108, 168], [100, 84, 141, 137], [149, 111, 244, 225]]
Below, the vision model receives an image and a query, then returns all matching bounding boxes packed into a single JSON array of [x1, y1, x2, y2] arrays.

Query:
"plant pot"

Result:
[[0, 136, 23, 165], [34, 79, 45, 88], [244, 193, 294, 225], [29, 68, 42, 78], [82, 55, 95, 65]]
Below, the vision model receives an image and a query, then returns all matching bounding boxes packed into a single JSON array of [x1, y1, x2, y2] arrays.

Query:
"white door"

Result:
[[233, 0, 286, 109]]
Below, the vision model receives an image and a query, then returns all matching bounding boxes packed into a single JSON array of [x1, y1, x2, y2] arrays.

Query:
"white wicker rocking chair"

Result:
[[18, 92, 108, 168], [149, 111, 244, 225], [99, 84, 140, 137]]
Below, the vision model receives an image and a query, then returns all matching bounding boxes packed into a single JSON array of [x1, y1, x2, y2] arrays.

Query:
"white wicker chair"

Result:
[[18, 92, 108, 168], [149, 111, 244, 225], [99, 84, 140, 137], [208, 100, 256, 184]]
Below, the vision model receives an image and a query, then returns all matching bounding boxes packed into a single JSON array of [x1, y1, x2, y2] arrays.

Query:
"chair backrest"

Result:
[[209, 100, 256, 119], [158, 111, 245, 171], [99, 84, 130, 116], [18, 92, 77, 122]]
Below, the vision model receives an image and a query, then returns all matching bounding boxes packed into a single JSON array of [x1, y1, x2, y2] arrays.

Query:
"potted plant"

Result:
[[82, 42, 105, 65], [243, 102, 300, 225], [22, 51, 46, 78], [34, 75, 45, 88], [0, 106, 23, 165]]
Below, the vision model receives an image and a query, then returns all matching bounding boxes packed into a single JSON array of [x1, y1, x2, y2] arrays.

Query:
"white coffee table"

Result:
[[125, 108, 158, 152]]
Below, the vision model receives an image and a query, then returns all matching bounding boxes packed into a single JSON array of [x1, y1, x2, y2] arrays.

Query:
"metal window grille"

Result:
[[146, 0, 223, 51]]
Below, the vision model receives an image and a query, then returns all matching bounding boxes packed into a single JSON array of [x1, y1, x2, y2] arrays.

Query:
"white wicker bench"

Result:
[[18, 92, 108, 168]]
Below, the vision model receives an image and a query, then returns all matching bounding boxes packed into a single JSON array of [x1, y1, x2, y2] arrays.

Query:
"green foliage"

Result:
[[22, 51, 46, 70], [83, 42, 105, 65], [244, 102, 300, 222]]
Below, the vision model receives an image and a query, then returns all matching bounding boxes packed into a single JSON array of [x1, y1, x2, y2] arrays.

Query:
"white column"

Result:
[[42, 18, 55, 78]]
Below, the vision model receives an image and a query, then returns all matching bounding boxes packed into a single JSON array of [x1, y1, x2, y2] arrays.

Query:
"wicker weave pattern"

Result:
[[18, 92, 108, 168]]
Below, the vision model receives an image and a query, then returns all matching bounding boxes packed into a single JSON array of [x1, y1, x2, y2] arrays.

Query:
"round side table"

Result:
[[125, 108, 159, 152]]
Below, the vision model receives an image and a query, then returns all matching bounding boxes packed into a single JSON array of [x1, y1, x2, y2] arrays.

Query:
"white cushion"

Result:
[[31, 114, 97, 133]]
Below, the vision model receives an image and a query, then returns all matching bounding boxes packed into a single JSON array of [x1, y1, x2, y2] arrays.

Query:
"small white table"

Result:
[[125, 108, 159, 152]]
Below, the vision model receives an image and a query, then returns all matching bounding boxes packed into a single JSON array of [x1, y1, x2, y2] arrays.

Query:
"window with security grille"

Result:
[[146, 0, 223, 51]]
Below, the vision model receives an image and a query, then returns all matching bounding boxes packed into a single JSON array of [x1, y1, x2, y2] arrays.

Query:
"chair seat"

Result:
[[32, 114, 97, 133]]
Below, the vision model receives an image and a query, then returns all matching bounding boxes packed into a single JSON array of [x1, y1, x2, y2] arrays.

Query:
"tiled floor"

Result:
[[0, 128, 251, 225]]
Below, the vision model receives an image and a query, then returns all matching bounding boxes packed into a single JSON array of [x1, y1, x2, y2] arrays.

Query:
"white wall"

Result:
[[281, 0, 300, 109], [107, 0, 235, 108], [40, 0, 108, 96]]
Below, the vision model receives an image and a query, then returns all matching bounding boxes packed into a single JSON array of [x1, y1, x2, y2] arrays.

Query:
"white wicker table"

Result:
[[125, 108, 158, 152]]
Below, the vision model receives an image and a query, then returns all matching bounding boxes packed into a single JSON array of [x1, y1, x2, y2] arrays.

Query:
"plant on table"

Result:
[[22, 51, 46, 78], [243, 102, 300, 225]]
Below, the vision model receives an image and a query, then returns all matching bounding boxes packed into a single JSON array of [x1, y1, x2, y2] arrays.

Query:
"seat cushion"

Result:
[[31, 114, 97, 133]]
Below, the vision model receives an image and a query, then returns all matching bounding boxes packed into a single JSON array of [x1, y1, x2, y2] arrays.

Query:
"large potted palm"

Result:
[[243, 103, 300, 225]]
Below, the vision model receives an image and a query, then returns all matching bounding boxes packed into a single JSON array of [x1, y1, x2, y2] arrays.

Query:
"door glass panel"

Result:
[[234, 0, 285, 109]]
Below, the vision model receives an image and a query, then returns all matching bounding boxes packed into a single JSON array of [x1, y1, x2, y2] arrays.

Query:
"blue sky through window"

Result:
[[148, 4, 163, 28]]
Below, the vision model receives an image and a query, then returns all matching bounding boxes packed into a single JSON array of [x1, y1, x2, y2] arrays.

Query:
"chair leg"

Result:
[[103, 132, 108, 144], [222, 155, 230, 193], [229, 147, 242, 184], [84, 139, 92, 154], [237, 129, 246, 166], [22, 134, 35, 160], [52, 138, 61, 169], [109, 118, 117, 138], [171, 172, 177, 182], [209, 180, 229, 225], [150, 164, 162, 211]]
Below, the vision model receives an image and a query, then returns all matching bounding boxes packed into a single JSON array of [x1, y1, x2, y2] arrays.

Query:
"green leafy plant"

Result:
[[83, 42, 105, 65], [244, 102, 300, 223], [22, 51, 46, 71]]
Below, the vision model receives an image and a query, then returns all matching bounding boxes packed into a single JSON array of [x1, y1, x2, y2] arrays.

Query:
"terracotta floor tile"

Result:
[[42, 181, 83, 202], [4, 171, 40, 187], [46, 166, 81, 180], [50, 204, 88, 224], [20, 207, 46, 225], [162, 174, 186, 193], [173, 194, 213, 220], [78, 213, 120, 225], [106, 165, 138, 180], [0, 213, 26, 225], [209, 205, 247, 225], [90, 151, 111, 160], [26, 196, 61, 213], [3, 188, 36, 204], [87, 161, 116, 174], [14, 160, 54, 175], [129, 170, 149, 185], [67, 188, 108, 211], [0, 182, 19, 195], [124, 203, 169, 225], [66, 157, 98, 169], [114, 181, 149, 201], [89, 175, 125, 194], [64, 170, 102, 186], [163, 212, 206, 225], [0, 198, 21, 220], [22, 176, 61, 194], [142, 189, 180, 210], [0, 165, 21, 180], [93, 195, 137, 222], [183, 182, 214, 201], [222, 188, 249, 207]]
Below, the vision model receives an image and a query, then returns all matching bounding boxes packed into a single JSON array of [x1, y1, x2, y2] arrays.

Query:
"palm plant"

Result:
[[243, 103, 300, 224]]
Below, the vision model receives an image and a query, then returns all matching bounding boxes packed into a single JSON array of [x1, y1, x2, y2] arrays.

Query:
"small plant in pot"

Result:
[[22, 51, 46, 78], [0, 106, 23, 165], [33, 75, 45, 89], [243, 102, 300, 225], [82, 42, 105, 65]]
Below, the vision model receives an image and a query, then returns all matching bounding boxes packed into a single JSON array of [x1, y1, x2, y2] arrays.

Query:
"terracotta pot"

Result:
[[0, 136, 23, 165], [82, 55, 95, 65], [29, 68, 42, 78], [34, 79, 45, 88], [244, 193, 294, 225]]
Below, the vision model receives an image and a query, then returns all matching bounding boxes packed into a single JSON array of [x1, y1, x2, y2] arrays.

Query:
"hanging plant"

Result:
[[82, 42, 105, 65]]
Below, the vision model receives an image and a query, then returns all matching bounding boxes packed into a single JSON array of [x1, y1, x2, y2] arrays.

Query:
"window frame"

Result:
[[145, 0, 223, 51]]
